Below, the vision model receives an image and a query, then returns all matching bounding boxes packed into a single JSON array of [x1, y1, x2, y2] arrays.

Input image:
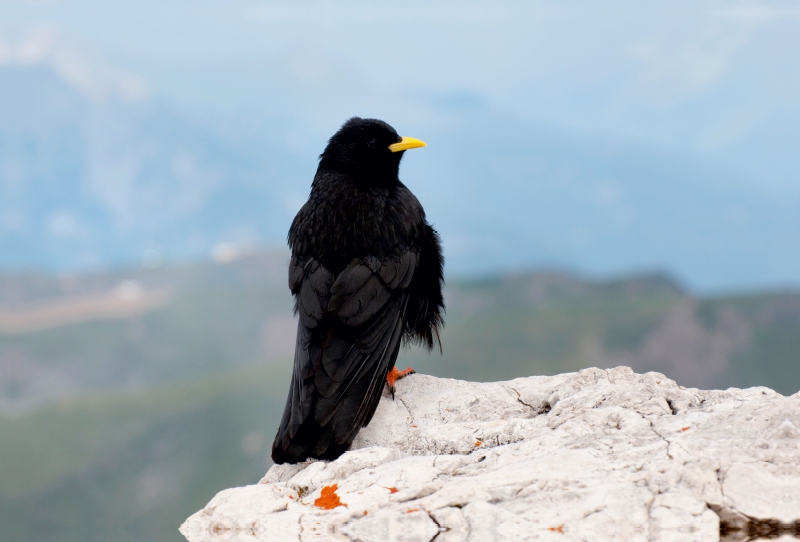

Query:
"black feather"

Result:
[[272, 118, 445, 464]]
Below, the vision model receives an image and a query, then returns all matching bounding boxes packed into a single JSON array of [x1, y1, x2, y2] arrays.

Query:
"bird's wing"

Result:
[[273, 251, 417, 462]]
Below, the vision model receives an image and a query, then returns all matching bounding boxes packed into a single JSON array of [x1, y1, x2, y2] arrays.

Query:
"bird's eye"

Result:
[[367, 139, 377, 148]]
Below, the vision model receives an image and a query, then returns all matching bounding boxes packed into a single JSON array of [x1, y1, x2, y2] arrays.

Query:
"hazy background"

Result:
[[2, 0, 800, 289], [1, 1, 799, 541]]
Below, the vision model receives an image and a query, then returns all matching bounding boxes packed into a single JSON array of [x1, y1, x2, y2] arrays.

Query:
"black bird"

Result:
[[271, 118, 444, 464]]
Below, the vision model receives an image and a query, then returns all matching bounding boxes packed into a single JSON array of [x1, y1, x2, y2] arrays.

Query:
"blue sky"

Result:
[[0, 1, 799, 291]]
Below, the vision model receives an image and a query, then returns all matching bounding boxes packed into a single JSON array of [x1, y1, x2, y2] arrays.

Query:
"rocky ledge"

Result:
[[180, 367, 800, 542]]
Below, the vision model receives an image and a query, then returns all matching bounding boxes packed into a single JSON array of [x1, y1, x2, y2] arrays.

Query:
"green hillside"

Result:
[[0, 256, 798, 542], [695, 293, 800, 394], [410, 272, 800, 394], [0, 363, 291, 542], [410, 272, 684, 382]]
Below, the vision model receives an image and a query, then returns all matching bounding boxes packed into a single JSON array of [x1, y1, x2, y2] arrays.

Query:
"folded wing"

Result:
[[272, 250, 417, 463]]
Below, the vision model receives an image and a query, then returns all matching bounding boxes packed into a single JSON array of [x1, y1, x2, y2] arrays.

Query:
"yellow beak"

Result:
[[388, 136, 427, 153]]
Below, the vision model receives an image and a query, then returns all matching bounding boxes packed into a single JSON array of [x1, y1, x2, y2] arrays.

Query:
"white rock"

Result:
[[180, 366, 800, 542]]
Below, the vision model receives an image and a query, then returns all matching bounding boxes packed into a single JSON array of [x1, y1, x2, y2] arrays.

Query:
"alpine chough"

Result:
[[271, 117, 444, 464]]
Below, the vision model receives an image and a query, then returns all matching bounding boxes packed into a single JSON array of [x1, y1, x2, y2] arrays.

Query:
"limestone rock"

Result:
[[180, 367, 800, 541]]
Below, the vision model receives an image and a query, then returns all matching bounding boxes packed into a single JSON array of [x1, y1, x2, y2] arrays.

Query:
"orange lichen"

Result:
[[314, 484, 347, 509], [548, 525, 564, 533], [363, 511, 368, 515], [406, 508, 421, 513], [475, 440, 482, 447], [288, 495, 294, 500], [385, 487, 399, 494], [681, 427, 690, 432]]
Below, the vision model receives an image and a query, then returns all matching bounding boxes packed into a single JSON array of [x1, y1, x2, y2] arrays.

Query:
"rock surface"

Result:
[[180, 367, 800, 541]]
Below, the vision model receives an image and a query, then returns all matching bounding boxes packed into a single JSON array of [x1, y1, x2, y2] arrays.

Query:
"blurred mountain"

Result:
[[1, 252, 798, 416], [0, 251, 292, 414], [406, 111, 800, 289], [1, 253, 798, 542], [0, 32, 307, 271], [405, 270, 800, 393], [0, 32, 798, 291]]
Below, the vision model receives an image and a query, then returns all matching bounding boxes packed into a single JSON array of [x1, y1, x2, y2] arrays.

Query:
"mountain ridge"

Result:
[[1, 56, 798, 291]]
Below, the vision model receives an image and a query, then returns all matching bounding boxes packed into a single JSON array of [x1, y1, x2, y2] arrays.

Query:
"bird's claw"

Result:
[[386, 366, 415, 400]]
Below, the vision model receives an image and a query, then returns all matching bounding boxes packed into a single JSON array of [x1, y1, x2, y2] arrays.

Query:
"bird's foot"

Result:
[[386, 366, 415, 399]]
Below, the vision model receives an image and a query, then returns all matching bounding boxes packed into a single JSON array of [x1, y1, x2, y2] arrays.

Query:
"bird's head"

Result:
[[319, 117, 426, 185]]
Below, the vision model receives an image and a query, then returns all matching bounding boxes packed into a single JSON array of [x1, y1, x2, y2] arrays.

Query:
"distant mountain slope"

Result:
[[405, 271, 800, 394], [1, 43, 798, 290], [0, 252, 291, 414], [1, 254, 797, 416], [0, 51, 307, 271]]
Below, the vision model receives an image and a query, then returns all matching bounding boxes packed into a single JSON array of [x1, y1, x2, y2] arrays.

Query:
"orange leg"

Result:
[[386, 366, 416, 398]]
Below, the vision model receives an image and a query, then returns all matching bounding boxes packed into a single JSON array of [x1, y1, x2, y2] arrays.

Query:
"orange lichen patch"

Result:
[[384, 487, 399, 494], [475, 440, 482, 447], [314, 485, 347, 509], [411, 425, 418, 428], [363, 511, 368, 516], [548, 525, 564, 533], [288, 495, 294, 500], [406, 508, 421, 513], [681, 427, 690, 432]]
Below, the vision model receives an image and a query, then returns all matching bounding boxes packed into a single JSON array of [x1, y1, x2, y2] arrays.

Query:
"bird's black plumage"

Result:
[[271, 118, 444, 464]]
